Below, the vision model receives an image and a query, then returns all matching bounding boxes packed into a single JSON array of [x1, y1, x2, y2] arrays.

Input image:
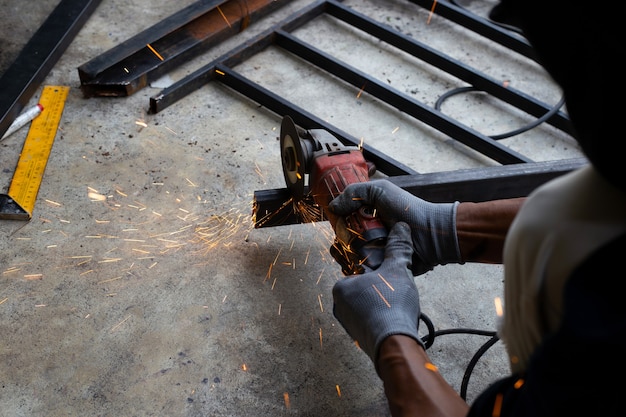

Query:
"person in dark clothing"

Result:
[[329, 1, 626, 415]]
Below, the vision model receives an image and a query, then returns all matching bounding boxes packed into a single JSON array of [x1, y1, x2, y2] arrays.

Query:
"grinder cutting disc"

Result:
[[280, 116, 308, 200]]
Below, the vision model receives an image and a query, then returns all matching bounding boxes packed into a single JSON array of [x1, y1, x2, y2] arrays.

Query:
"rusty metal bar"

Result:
[[0, 0, 102, 137], [78, 0, 292, 97], [253, 158, 588, 228]]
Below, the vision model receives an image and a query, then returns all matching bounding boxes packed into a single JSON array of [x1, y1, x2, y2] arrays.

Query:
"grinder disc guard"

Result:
[[280, 116, 310, 200]]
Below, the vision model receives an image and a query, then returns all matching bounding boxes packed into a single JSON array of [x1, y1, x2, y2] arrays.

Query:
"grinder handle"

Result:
[[310, 150, 387, 274]]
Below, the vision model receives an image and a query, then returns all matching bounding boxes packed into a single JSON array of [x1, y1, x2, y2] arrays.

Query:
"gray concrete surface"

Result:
[[1, 0, 582, 416]]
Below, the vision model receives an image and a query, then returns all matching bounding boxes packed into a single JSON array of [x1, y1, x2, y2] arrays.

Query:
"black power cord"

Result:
[[434, 86, 566, 140], [419, 312, 500, 401]]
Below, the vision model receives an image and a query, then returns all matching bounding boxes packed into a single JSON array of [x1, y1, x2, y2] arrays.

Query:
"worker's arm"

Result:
[[333, 222, 470, 417], [378, 335, 469, 417], [456, 197, 525, 264], [329, 180, 524, 274]]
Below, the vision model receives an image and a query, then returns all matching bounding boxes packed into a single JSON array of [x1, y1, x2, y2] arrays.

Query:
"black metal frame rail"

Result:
[[0, 0, 102, 137], [147, 0, 586, 227]]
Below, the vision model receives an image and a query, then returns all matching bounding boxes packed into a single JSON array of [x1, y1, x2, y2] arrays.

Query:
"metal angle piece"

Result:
[[252, 158, 589, 228], [0, 0, 102, 138], [78, 0, 292, 98]]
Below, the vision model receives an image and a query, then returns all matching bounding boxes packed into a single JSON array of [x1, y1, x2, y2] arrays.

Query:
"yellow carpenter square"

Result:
[[1, 86, 70, 220]]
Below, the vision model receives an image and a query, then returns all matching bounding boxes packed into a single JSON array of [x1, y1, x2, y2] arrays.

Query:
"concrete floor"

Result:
[[1, 0, 583, 416]]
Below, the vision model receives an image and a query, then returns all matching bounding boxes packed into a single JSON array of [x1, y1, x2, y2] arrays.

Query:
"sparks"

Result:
[[377, 273, 394, 291], [283, 392, 290, 409], [146, 43, 164, 61], [110, 315, 131, 332], [216, 6, 232, 28], [424, 362, 438, 372], [494, 297, 503, 317], [427, 0, 438, 25], [372, 284, 391, 308]]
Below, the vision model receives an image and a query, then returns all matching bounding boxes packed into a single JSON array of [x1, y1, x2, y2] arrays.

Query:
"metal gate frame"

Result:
[[146, 0, 586, 227]]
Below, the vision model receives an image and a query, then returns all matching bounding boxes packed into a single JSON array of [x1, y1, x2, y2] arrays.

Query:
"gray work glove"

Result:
[[328, 180, 462, 276], [333, 222, 423, 371]]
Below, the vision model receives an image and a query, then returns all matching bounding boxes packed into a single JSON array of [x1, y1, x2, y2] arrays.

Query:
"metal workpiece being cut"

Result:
[[279, 115, 387, 275]]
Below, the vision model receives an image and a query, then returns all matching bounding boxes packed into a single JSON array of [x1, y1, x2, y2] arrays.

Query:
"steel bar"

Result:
[[149, 0, 328, 113], [274, 29, 532, 165], [324, 1, 574, 136], [214, 64, 418, 177], [253, 158, 588, 228], [150, 0, 570, 164], [406, 0, 535, 60], [78, 0, 292, 97], [0, 0, 102, 137]]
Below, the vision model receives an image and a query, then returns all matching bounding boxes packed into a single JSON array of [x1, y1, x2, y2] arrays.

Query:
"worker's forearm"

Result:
[[378, 335, 469, 417], [456, 197, 525, 264]]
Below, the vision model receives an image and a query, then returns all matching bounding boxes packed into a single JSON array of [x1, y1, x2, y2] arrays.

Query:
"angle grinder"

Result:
[[280, 115, 387, 275]]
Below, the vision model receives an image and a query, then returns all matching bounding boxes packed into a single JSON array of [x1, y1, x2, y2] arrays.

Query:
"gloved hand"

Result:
[[333, 222, 424, 373], [329, 180, 462, 275]]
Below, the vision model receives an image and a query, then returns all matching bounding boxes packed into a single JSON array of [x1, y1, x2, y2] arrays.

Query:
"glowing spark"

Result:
[[110, 315, 131, 332], [148, 262, 157, 269], [319, 328, 323, 349], [24, 274, 43, 280], [391, 126, 399, 134], [45, 199, 61, 206], [305, 247, 311, 265], [146, 43, 164, 61], [35, 304, 46, 308], [80, 270, 94, 276], [427, 0, 437, 24], [273, 249, 282, 265], [116, 189, 127, 197], [216, 6, 232, 28], [372, 284, 391, 307], [123, 67, 129, 73], [356, 84, 366, 99], [271, 277, 277, 290], [215, 69, 225, 76], [46, 245, 57, 249], [425, 362, 438, 372], [278, 304, 282, 315], [377, 273, 394, 291], [318, 294, 324, 312], [316, 269, 324, 284], [135, 120, 148, 128], [494, 297, 503, 317], [222, 295, 227, 303], [283, 392, 290, 409], [492, 393, 503, 417], [514, 378, 525, 389], [241, 363, 247, 371], [0, 298, 7, 305], [185, 178, 197, 187], [98, 258, 122, 263], [98, 276, 122, 284]]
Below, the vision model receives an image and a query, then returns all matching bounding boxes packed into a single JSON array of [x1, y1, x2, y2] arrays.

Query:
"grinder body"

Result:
[[280, 116, 387, 274]]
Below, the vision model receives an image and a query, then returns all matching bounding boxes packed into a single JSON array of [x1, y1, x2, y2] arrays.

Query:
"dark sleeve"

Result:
[[468, 233, 626, 417]]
